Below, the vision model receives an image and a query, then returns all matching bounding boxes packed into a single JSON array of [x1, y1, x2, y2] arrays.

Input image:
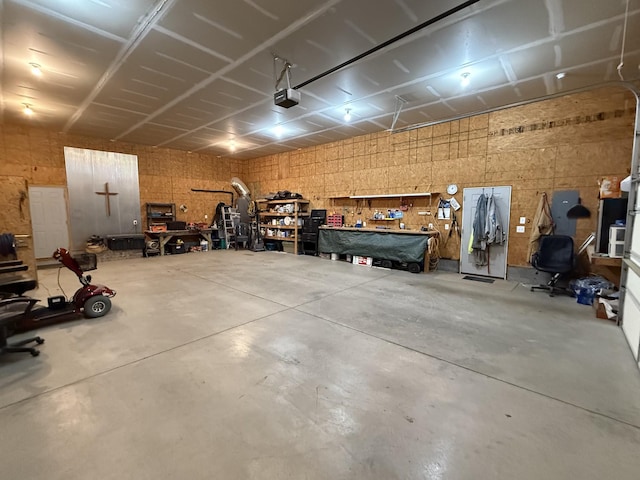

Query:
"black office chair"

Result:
[[530, 235, 575, 296], [0, 297, 44, 357], [1, 234, 38, 297]]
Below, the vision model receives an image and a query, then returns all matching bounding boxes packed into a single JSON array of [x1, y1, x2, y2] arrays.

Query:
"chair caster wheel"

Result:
[[36, 338, 45, 345], [530, 287, 534, 292], [30, 350, 40, 357]]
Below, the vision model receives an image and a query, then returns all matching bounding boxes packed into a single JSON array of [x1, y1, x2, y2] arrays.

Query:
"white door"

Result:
[[460, 186, 512, 279], [29, 186, 70, 259], [622, 178, 640, 364]]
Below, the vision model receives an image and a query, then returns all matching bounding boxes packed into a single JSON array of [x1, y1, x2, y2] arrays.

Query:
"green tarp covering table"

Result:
[[318, 226, 434, 263]]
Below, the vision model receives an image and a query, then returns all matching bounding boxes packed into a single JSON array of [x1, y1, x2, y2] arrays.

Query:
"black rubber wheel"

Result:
[[84, 295, 112, 318], [407, 262, 421, 274], [30, 350, 40, 357], [381, 260, 393, 269], [36, 338, 45, 345]]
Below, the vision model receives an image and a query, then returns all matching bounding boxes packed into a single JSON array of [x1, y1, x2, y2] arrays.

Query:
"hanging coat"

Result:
[[472, 194, 488, 251], [526, 192, 554, 262], [486, 194, 505, 246], [471, 194, 488, 266]]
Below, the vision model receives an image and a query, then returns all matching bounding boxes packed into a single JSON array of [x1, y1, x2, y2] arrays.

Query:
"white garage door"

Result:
[[622, 175, 640, 365]]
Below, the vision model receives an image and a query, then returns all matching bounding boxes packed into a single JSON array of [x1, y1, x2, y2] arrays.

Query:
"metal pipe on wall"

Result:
[[190, 189, 234, 205]]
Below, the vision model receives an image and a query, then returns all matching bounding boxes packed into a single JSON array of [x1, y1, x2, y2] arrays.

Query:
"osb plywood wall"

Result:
[[0, 86, 635, 267], [0, 125, 243, 231], [244, 86, 636, 266], [137, 149, 242, 228], [0, 176, 37, 277]]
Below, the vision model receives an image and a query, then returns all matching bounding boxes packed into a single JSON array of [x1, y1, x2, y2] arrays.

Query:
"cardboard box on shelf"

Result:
[[599, 176, 621, 199]]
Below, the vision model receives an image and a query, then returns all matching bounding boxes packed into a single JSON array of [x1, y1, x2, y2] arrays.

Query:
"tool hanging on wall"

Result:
[[442, 209, 460, 247], [437, 198, 451, 220], [19, 190, 27, 219], [447, 209, 461, 244]]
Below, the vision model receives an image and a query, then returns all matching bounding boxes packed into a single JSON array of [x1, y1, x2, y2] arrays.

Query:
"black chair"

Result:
[[530, 235, 575, 296], [0, 273, 37, 297], [0, 297, 44, 357], [1, 245, 38, 297], [234, 222, 250, 250]]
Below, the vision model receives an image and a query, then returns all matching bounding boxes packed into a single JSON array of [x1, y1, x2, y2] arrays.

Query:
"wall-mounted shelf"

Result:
[[260, 212, 310, 217], [258, 198, 310, 205], [146, 202, 176, 230], [259, 224, 299, 229], [262, 236, 297, 242], [350, 192, 436, 199], [328, 192, 437, 200]]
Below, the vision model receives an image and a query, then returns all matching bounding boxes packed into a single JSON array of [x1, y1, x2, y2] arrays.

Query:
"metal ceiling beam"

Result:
[[115, 0, 344, 141], [62, 0, 176, 133], [12, 0, 127, 42]]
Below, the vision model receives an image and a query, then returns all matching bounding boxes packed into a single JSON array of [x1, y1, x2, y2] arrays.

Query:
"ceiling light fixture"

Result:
[[344, 108, 351, 122], [229, 140, 236, 152], [460, 72, 471, 87], [273, 125, 284, 137], [556, 72, 566, 79], [23, 104, 34, 116], [29, 63, 42, 76]]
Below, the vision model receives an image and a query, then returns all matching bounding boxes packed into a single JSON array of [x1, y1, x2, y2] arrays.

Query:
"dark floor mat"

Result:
[[462, 275, 495, 284]]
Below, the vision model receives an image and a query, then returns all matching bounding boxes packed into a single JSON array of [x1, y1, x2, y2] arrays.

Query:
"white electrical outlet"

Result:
[[444, 224, 450, 230], [519, 217, 526, 224], [428, 223, 433, 229], [516, 225, 525, 233]]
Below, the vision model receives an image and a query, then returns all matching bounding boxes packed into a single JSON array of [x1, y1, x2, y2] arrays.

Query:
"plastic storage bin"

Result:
[[107, 234, 145, 251], [167, 243, 186, 254]]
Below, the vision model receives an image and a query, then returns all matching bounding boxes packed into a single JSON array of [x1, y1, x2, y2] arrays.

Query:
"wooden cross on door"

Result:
[[95, 182, 118, 216]]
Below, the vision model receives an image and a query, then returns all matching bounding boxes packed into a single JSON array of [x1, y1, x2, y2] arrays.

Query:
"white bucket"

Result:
[[330, 253, 339, 261]]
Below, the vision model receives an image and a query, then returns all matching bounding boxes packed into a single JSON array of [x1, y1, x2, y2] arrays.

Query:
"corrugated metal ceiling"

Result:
[[2, 0, 639, 159]]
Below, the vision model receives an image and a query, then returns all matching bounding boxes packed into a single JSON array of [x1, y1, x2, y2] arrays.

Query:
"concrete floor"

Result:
[[1, 250, 639, 479]]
